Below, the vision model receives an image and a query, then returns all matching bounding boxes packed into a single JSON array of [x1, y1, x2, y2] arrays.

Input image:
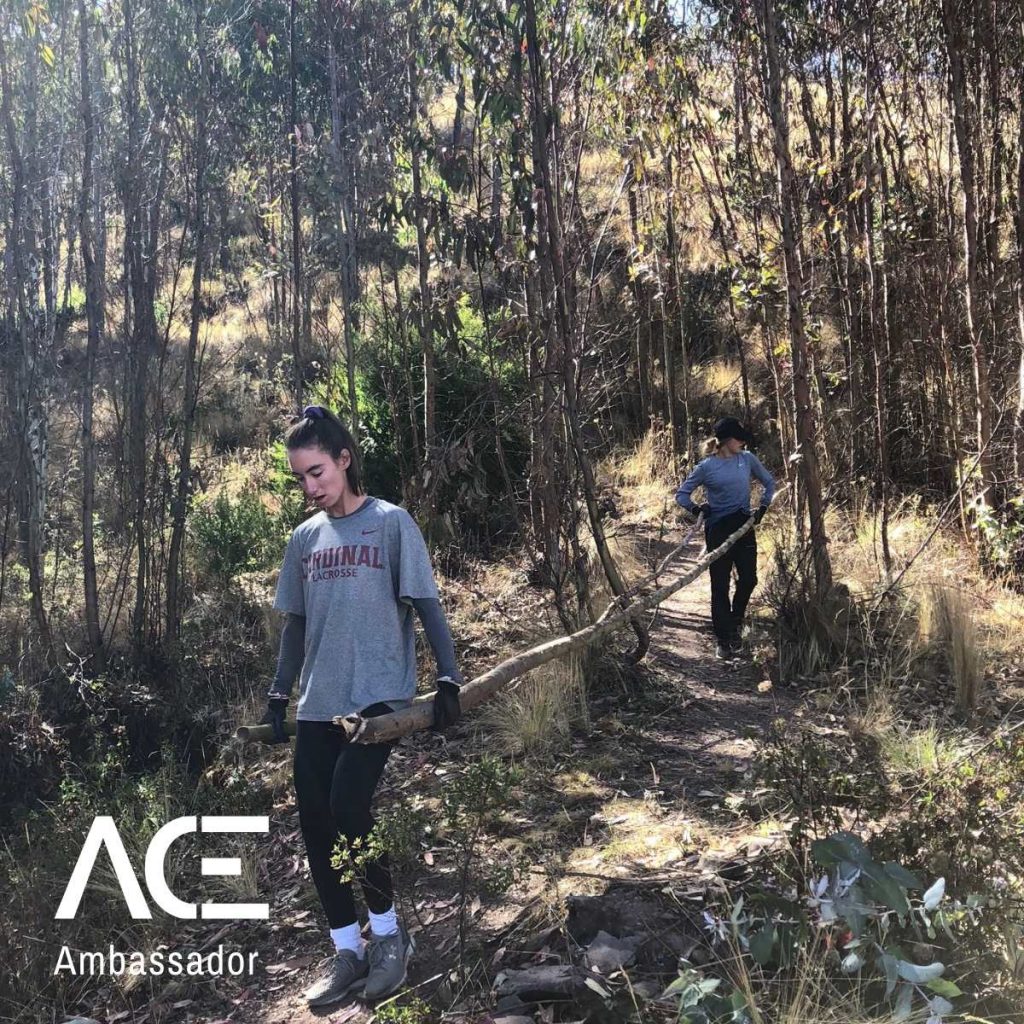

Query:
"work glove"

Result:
[[752, 505, 767, 526], [685, 503, 710, 525], [260, 695, 290, 744], [432, 677, 462, 731]]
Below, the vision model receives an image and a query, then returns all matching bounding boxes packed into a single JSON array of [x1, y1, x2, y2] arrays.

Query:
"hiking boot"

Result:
[[304, 949, 368, 1007], [364, 926, 415, 1001], [715, 642, 735, 661]]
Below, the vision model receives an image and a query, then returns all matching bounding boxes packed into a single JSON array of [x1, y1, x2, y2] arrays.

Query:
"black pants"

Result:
[[705, 512, 758, 644], [293, 708, 395, 929]]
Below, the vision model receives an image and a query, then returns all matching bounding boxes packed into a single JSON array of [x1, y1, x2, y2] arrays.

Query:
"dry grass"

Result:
[[831, 500, 971, 595], [919, 584, 985, 717], [725, 935, 902, 1024], [693, 357, 748, 404], [842, 629, 974, 779], [614, 429, 677, 490], [565, 793, 706, 874], [587, 524, 649, 598], [598, 428, 678, 522], [576, 145, 630, 237], [846, 685, 897, 740], [478, 653, 588, 758], [969, 583, 1024, 661]]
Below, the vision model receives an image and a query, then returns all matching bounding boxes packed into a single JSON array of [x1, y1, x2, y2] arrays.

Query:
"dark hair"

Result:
[[713, 416, 752, 444], [284, 406, 364, 495]]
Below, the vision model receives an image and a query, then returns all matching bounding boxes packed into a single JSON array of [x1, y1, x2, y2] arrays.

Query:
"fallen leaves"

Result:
[[264, 954, 317, 976]]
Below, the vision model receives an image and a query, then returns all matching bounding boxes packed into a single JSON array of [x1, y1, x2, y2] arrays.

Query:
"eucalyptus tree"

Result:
[[78, 0, 105, 665], [0, 0, 65, 654]]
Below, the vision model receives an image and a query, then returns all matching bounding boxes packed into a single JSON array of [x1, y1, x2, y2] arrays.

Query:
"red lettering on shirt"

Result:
[[303, 543, 384, 579]]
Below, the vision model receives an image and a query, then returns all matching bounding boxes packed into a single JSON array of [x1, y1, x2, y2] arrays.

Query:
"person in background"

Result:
[[259, 405, 462, 1007], [674, 416, 776, 660]]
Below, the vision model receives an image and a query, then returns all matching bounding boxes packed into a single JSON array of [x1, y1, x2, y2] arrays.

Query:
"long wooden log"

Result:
[[234, 508, 770, 746]]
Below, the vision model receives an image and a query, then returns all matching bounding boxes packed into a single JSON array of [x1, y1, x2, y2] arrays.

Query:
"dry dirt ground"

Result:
[[109, 531, 795, 1024]]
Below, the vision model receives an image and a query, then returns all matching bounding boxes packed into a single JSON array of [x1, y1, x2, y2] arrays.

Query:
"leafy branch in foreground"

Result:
[[662, 831, 978, 1024]]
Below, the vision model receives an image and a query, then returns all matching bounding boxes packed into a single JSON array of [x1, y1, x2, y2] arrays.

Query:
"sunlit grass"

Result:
[[597, 428, 679, 522], [566, 794, 707, 873], [876, 719, 966, 777], [478, 654, 588, 758], [918, 584, 984, 717]]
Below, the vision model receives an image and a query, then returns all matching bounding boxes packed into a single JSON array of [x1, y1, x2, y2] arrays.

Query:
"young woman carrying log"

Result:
[[259, 405, 461, 1007]]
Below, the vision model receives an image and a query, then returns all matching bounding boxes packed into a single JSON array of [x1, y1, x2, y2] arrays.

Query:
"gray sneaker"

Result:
[[364, 926, 415, 1001], [304, 949, 368, 1007]]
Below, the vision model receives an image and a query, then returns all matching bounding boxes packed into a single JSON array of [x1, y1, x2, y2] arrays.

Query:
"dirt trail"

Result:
[[224, 532, 793, 1024], [643, 531, 792, 783]]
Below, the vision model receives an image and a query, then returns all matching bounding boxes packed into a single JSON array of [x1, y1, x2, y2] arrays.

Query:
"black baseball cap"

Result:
[[713, 416, 753, 444]]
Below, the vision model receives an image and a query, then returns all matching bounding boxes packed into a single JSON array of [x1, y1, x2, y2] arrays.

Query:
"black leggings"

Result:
[[705, 512, 758, 644], [293, 708, 395, 929]]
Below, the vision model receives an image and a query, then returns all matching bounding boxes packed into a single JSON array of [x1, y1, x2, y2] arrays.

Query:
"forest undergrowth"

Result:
[[3, 432, 1023, 1024]]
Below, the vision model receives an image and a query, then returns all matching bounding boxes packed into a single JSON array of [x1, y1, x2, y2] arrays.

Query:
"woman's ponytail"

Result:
[[284, 405, 364, 495], [703, 435, 720, 456]]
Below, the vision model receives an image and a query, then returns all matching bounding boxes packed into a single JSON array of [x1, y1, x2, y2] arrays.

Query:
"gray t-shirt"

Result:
[[272, 497, 439, 721]]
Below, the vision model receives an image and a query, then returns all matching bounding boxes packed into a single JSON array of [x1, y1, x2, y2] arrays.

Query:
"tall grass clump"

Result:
[[615, 429, 677, 490], [876, 719, 965, 778], [480, 654, 588, 757], [600, 427, 679, 519], [918, 584, 984, 716]]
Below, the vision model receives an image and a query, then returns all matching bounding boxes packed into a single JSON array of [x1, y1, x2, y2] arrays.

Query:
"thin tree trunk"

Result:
[[1014, 4, 1024, 480], [942, 0, 997, 506], [641, 172, 678, 464], [665, 149, 693, 465], [389, 256, 422, 470], [289, 0, 304, 405], [757, 0, 833, 593], [166, 1, 209, 645], [626, 154, 652, 428], [863, 50, 893, 580], [523, 0, 646, 650], [0, 29, 52, 653], [408, 18, 437, 516], [327, 28, 360, 435], [78, 0, 104, 667]]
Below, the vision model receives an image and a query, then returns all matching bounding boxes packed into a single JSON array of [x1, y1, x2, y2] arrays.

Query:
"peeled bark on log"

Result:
[[235, 507, 771, 746]]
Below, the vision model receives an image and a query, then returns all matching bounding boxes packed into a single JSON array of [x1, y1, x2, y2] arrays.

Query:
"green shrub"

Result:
[[374, 997, 432, 1023], [754, 720, 892, 850], [266, 439, 310, 528], [333, 755, 523, 973], [665, 833, 971, 1024], [190, 489, 283, 578], [306, 292, 530, 542], [752, 717, 1024, 1019]]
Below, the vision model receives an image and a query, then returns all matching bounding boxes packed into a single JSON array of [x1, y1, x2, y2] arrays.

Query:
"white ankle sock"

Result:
[[368, 906, 398, 938], [330, 922, 365, 958]]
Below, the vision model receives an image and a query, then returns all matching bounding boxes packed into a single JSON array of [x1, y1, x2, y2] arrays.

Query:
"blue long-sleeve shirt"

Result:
[[674, 451, 776, 525]]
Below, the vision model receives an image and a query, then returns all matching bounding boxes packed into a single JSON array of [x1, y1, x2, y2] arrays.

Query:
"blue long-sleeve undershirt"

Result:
[[674, 451, 776, 526]]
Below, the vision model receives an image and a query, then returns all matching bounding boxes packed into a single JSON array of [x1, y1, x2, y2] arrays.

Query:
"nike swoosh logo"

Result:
[[361, 529, 378, 535]]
